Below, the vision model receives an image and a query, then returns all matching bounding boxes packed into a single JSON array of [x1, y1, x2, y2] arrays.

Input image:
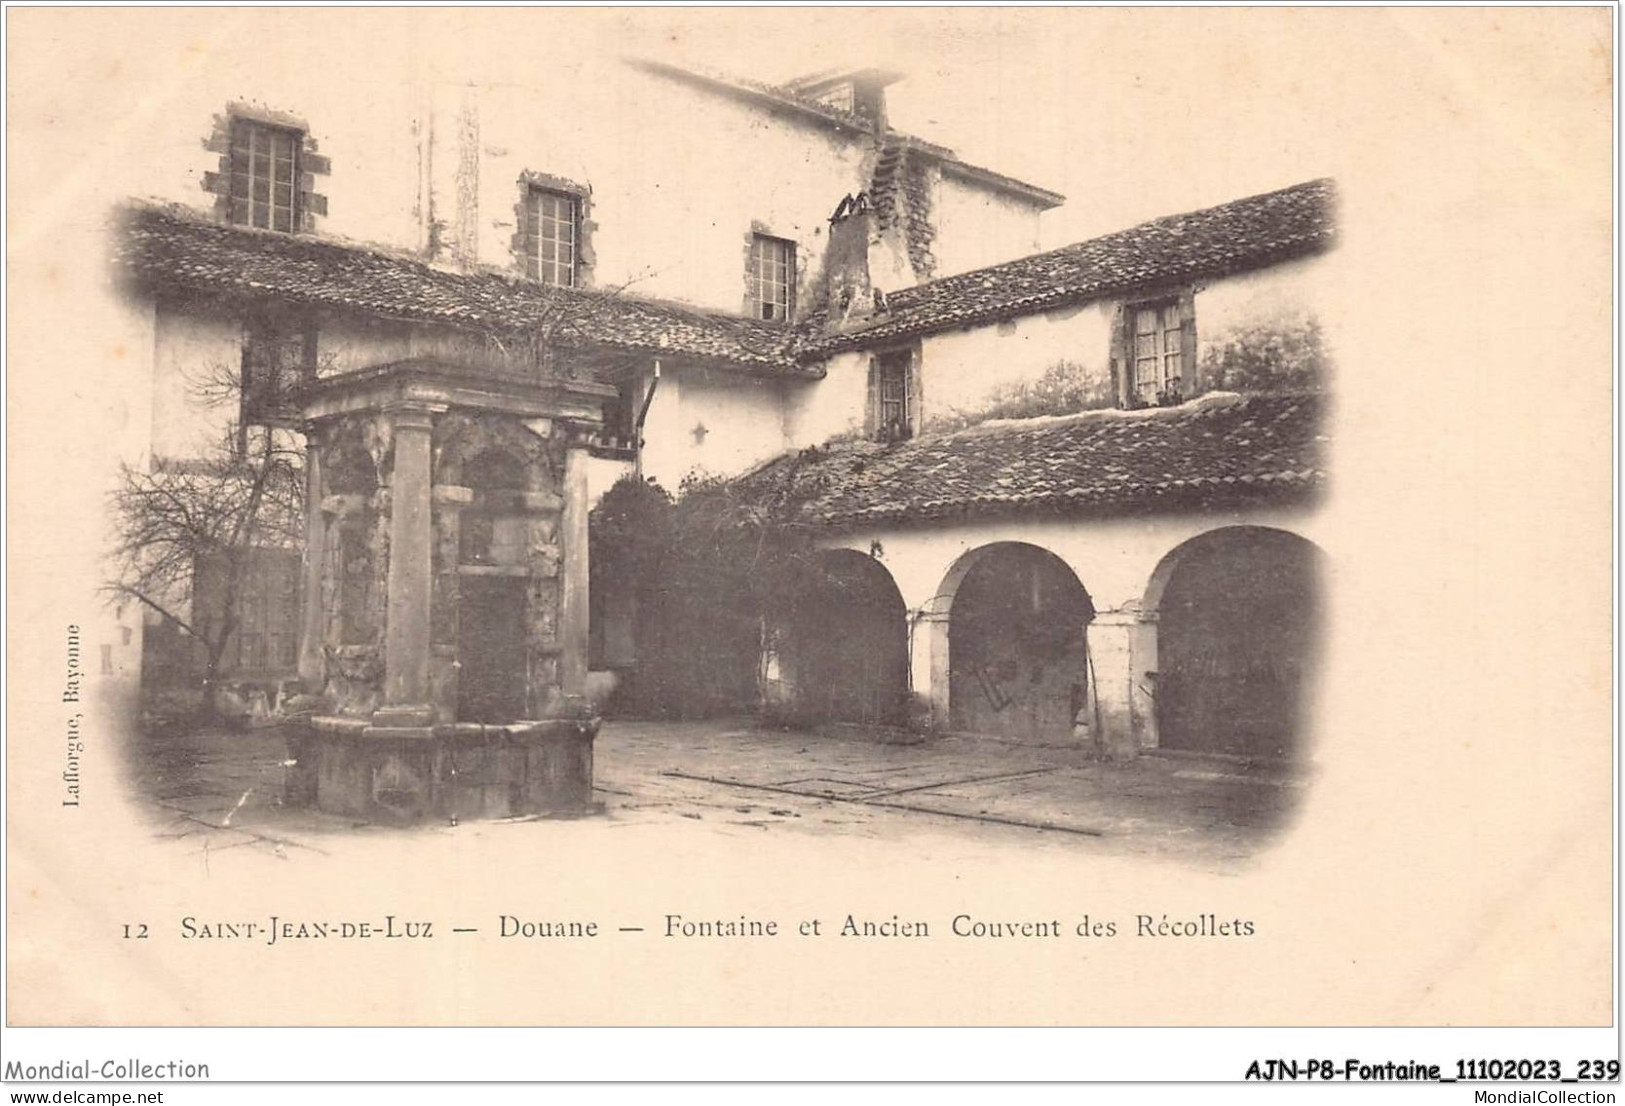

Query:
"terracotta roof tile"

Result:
[[114, 203, 813, 375], [739, 392, 1327, 528], [803, 178, 1337, 357], [115, 177, 1335, 382]]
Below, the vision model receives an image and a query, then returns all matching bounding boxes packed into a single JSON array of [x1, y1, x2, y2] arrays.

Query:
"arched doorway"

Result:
[[456, 448, 530, 724], [944, 543, 1094, 744], [790, 549, 909, 726], [322, 442, 383, 650], [1147, 527, 1324, 759]]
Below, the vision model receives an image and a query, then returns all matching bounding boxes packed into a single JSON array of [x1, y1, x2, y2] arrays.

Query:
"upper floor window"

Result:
[[238, 320, 311, 453], [870, 347, 918, 442], [592, 374, 642, 460], [228, 119, 301, 231], [524, 188, 579, 286], [1131, 299, 1185, 405], [748, 234, 795, 321]]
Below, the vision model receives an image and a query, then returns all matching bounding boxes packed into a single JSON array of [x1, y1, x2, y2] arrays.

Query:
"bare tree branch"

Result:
[[106, 353, 307, 721]]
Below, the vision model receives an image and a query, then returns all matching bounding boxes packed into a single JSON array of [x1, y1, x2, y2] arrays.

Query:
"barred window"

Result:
[[228, 119, 301, 232], [1132, 300, 1185, 403], [748, 234, 795, 321], [525, 188, 579, 286]]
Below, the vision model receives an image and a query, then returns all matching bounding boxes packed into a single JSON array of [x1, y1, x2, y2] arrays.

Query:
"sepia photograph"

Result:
[[3, 3, 1615, 1085]]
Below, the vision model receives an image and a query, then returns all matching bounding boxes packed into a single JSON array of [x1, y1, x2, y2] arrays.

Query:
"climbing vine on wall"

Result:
[[589, 465, 834, 719]]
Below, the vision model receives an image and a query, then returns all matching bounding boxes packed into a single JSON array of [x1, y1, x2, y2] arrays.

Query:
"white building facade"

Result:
[[113, 55, 1333, 763]]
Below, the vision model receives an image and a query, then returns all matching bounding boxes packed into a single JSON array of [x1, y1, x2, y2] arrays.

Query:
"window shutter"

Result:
[[906, 347, 923, 436], [865, 357, 880, 439], [1180, 289, 1199, 396], [1108, 303, 1128, 406]]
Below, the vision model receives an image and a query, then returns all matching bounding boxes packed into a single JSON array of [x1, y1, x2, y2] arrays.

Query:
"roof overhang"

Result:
[[301, 358, 616, 426], [628, 58, 1064, 206], [783, 67, 907, 96], [626, 58, 877, 137], [938, 158, 1066, 209]]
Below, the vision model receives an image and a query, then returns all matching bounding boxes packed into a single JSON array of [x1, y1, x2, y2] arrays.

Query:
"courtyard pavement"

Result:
[[126, 717, 1310, 869]]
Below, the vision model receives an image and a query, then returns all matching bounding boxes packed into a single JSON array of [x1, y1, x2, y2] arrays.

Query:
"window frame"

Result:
[[227, 117, 303, 232], [524, 186, 581, 287], [748, 233, 797, 322], [238, 318, 313, 455], [1121, 291, 1197, 407], [868, 345, 920, 442]]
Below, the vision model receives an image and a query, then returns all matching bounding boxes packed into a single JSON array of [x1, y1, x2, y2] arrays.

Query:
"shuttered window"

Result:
[[228, 119, 300, 232], [879, 356, 910, 438], [195, 550, 300, 674], [235, 552, 299, 671], [1132, 301, 1184, 403], [872, 348, 917, 441]]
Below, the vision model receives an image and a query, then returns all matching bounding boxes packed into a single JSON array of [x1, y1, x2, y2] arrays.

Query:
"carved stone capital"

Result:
[[385, 402, 446, 434]]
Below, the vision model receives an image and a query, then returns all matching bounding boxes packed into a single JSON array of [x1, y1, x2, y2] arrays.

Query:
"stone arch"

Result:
[[462, 448, 527, 492], [1141, 526, 1324, 759], [932, 542, 1096, 744], [429, 413, 567, 725], [319, 420, 381, 498], [779, 548, 910, 728], [456, 446, 530, 568], [434, 412, 557, 491], [324, 444, 380, 498]]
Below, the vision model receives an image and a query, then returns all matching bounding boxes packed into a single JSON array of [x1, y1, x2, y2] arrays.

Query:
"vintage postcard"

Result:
[[3, 4, 1614, 1081]]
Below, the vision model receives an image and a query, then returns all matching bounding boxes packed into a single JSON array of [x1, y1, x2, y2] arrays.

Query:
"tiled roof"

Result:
[[115, 177, 1335, 380], [113, 203, 813, 376], [803, 178, 1336, 357], [738, 392, 1326, 528]]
